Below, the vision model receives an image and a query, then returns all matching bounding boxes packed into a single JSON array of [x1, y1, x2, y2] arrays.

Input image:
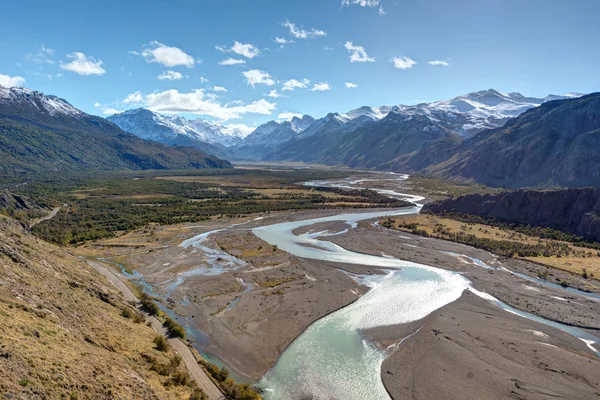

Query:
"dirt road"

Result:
[[29, 206, 61, 228], [87, 260, 224, 400]]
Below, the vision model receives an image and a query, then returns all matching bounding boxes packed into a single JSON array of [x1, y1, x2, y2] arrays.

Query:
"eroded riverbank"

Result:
[[80, 173, 600, 399]]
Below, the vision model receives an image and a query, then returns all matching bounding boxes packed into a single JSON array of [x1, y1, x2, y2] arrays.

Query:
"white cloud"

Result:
[[94, 102, 102, 108], [219, 58, 246, 66], [379, 6, 386, 15], [222, 123, 254, 137], [274, 37, 292, 44], [341, 0, 380, 7], [25, 45, 55, 64], [429, 60, 449, 66], [282, 20, 326, 39], [158, 70, 183, 80], [267, 89, 284, 98], [217, 42, 260, 59], [310, 82, 331, 92], [143, 89, 276, 120], [0, 73, 26, 87], [344, 41, 375, 63], [199, 76, 209, 83], [391, 56, 417, 69], [60, 52, 106, 75], [122, 91, 144, 104], [136, 41, 195, 67], [232, 41, 260, 58], [242, 69, 276, 87], [212, 86, 228, 92], [345, 82, 358, 88], [282, 78, 310, 91], [101, 107, 122, 115], [278, 112, 303, 121]]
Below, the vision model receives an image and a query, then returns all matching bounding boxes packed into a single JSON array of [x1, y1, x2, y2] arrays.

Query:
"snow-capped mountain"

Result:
[[0, 86, 83, 118], [107, 108, 249, 151], [233, 89, 587, 168], [0, 86, 231, 173]]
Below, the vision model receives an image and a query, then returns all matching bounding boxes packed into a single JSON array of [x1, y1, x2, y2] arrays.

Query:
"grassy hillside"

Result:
[[0, 215, 200, 399]]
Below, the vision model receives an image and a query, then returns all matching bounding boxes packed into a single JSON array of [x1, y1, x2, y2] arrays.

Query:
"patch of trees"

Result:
[[423, 211, 600, 250], [201, 361, 262, 400]]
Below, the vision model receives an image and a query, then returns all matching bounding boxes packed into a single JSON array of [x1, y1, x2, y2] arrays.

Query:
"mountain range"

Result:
[[0, 86, 231, 174], [2, 85, 597, 189], [107, 89, 585, 166]]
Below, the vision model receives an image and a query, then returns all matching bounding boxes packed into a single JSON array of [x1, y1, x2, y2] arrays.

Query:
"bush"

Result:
[[120, 307, 133, 319], [163, 317, 186, 339], [153, 334, 169, 352], [189, 389, 209, 400], [139, 293, 160, 316]]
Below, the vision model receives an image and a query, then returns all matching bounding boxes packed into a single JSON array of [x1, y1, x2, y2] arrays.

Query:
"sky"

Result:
[[1, 0, 599, 131]]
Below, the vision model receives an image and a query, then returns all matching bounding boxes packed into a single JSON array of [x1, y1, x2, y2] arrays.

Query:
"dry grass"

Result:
[[0, 216, 195, 399], [389, 214, 600, 278]]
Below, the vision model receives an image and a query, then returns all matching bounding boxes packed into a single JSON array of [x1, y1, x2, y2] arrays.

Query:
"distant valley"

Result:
[[107, 89, 598, 188]]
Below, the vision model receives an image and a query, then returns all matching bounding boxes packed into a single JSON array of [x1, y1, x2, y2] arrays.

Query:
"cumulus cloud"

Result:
[[0, 73, 26, 87], [158, 70, 183, 80], [143, 89, 276, 120], [217, 41, 260, 59], [199, 76, 209, 83], [282, 78, 310, 91], [282, 20, 326, 39], [25, 45, 55, 64], [345, 82, 358, 88], [101, 107, 122, 115], [267, 89, 284, 98], [242, 69, 276, 87], [310, 82, 331, 91], [429, 60, 449, 66], [222, 123, 254, 137], [122, 91, 144, 104], [60, 52, 106, 75], [212, 86, 228, 92], [274, 37, 292, 44], [219, 58, 246, 66], [391, 56, 417, 69], [344, 42, 375, 63], [278, 112, 303, 121], [134, 41, 195, 67]]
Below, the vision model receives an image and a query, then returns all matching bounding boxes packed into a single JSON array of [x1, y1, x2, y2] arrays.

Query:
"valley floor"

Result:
[[76, 172, 600, 399]]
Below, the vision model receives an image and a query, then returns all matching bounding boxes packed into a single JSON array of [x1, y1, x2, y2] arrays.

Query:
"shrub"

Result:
[[120, 307, 133, 319], [153, 334, 169, 352], [163, 317, 186, 339]]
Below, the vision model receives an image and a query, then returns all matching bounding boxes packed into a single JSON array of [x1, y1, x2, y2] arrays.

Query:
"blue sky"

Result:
[[1, 0, 599, 130]]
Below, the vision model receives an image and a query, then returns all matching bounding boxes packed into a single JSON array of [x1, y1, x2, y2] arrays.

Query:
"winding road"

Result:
[[86, 260, 224, 400]]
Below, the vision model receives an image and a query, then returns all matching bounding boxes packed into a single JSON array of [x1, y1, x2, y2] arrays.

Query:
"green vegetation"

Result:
[[139, 292, 160, 316], [153, 334, 169, 352], [163, 316, 186, 339], [390, 217, 580, 258], [405, 176, 504, 198], [424, 211, 600, 251], [3, 169, 410, 245], [201, 360, 262, 400]]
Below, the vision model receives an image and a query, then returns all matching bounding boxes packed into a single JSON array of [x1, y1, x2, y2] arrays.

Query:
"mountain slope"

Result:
[[107, 108, 248, 157], [234, 89, 583, 168], [421, 93, 600, 188], [233, 115, 315, 159], [0, 214, 198, 398], [423, 188, 600, 243], [0, 86, 231, 174]]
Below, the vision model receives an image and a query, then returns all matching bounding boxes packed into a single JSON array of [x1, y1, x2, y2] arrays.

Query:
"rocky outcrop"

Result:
[[423, 188, 600, 242]]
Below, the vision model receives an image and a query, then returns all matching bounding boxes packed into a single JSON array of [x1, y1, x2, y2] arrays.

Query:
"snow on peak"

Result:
[[0, 85, 82, 117], [107, 108, 247, 147]]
